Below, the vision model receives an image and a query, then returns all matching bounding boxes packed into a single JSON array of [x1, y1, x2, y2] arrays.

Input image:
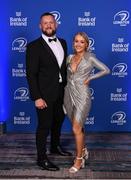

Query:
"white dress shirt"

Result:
[[42, 34, 64, 82]]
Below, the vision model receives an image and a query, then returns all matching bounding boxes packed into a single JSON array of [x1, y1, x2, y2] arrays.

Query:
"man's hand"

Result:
[[35, 98, 47, 109]]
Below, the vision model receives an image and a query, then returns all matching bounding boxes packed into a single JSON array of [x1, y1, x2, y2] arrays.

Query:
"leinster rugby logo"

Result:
[[50, 11, 61, 24], [89, 88, 94, 96], [89, 37, 95, 51], [112, 63, 127, 77], [113, 10, 130, 26], [89, 88, 94, 100], [12, 37, 27, 52], [111, 111, 126, 125], [14, 87, 29, 101]]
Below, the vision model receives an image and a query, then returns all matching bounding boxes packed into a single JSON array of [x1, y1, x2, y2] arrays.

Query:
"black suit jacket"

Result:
[[26, 36, 67, 102]]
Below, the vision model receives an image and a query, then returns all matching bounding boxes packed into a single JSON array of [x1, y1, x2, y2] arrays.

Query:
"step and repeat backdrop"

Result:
[[0, 0, 131, 132]]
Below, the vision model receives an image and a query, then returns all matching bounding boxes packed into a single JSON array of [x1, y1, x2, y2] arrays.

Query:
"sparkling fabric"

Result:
[[64, 52, 110, 126]]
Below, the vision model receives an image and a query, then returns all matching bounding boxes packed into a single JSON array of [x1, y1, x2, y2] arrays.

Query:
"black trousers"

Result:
[[36, 84, 65, 160]]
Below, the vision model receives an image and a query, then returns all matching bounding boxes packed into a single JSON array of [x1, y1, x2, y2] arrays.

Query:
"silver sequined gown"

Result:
[[64, 52, 110, 126]]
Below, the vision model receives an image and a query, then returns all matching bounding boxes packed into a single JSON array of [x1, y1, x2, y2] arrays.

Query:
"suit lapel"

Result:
[[39, 37, 66, 70], [39, 37, 59, 66]]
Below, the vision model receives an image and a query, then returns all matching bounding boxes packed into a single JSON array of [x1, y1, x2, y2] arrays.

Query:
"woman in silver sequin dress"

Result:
[[64, 32, 110, 173]]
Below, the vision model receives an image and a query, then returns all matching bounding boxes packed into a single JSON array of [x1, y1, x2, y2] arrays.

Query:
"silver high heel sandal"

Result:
[[69, 157, 85, 173], [82, 148, 89, 159]]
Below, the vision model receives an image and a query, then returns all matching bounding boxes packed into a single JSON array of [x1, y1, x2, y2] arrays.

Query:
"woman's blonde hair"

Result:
[[73, 32, 90, 51]]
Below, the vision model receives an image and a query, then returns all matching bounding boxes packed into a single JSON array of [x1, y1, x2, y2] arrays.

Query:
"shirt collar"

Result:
[[42, 33, 57, 42]]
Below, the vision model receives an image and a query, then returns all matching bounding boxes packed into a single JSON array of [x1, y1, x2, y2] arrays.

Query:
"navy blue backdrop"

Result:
[[0, 0, 131, 132]]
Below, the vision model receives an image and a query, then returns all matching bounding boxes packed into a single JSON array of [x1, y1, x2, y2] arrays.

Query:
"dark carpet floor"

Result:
[[0, 132, 131, 179]]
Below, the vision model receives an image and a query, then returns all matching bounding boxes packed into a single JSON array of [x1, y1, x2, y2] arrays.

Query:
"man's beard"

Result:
[[42, 29, 56, 37]]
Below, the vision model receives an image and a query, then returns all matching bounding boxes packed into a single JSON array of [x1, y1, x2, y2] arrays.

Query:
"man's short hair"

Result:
[[40, 12, 55, 20]]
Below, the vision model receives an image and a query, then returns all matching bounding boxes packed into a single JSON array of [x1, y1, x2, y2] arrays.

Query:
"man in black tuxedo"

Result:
[[26, 12, 71, 171]]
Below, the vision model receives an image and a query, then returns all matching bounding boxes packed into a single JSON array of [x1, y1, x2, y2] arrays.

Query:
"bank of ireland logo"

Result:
[[113, 10, 130, 26], [111, 111, 126, 125], [10, 11, 27, 26], [112, 63, 127, 77], [14, 111, 31, 125], [85, 116, 95, 125], [89, 37, 95, 51], [12, 37, 27, 52], [50, 11, 61, 24], [14, 87, 29, 101], [16, 12, 21, 17]]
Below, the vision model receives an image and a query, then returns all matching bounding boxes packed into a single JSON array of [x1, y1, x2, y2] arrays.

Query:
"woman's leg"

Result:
[[71, 118, 84, 168], [82, 127, 89, 159]]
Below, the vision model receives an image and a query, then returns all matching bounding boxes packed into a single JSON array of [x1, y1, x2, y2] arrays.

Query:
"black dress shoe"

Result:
[[50, 146, 72, 156], [37, 158, 59, 171]]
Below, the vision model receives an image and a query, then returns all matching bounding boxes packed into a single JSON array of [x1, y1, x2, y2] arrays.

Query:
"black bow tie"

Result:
[[48, 38, 57, 42]]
